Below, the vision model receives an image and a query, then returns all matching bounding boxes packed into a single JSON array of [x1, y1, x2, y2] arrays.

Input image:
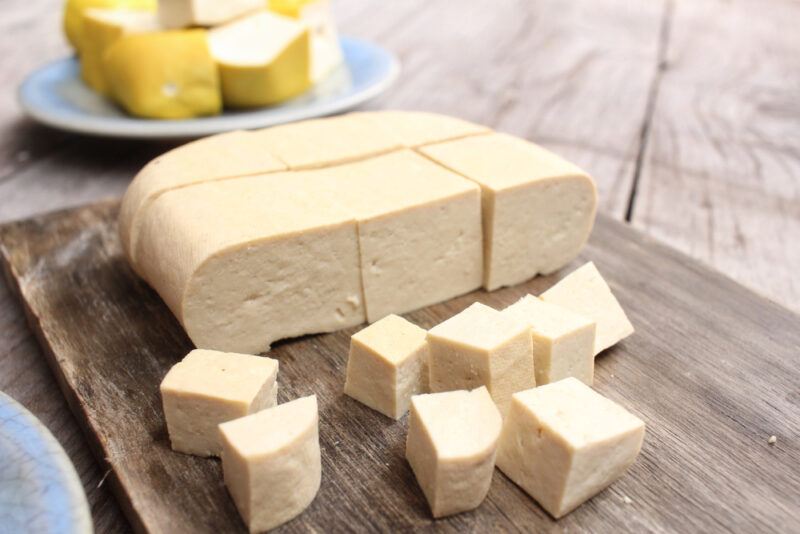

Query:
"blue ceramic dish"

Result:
[[18, 36, 400, 139], [0, 392, 92, 534]]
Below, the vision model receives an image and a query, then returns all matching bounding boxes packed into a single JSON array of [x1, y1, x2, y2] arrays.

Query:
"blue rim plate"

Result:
[[0, 392, 92, 534], [18, 36, 400, 139]]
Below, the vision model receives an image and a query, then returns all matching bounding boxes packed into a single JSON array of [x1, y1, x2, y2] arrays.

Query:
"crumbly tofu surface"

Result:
[[406, 387, 502, 518], [356, 110, 490, 147], [502, 295, 595, 385], [160, 349, 278, 457], [219, 395, 320, 533], [344, 314, 429, 419], [540, 261, 634, 355], [253, 113, 402, 169], [426, 302, 534, 416], [119, 130, 288, 265], [136, 172, 365, 353], [158, 0, 263, 28], [319, 150, 483, 322], [496, 378, 645, 518], [419, 133, 597, 290]]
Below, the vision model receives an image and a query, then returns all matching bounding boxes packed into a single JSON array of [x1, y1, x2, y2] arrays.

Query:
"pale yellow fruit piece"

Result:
[[209, 11, 311, 108], [64, 0, 155, 50], [80, 8, 159, 95], [268, 0, 342, 82], [103, 30, 222, 119]]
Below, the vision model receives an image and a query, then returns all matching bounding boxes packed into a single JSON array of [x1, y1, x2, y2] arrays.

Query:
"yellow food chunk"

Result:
[[209, 11, 311, 108], [80, 8, 159, 95], [63, 0, 156, 50], [103, 30, 222, 119]]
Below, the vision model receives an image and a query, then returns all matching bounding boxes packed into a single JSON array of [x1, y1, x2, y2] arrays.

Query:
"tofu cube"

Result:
[[220, 396, 320, 532], [420, 133, 597, 291], [502, 295, 595, 385], [427, 302, 534, 415], [160, 349, 278, 457], [406, 387, 502, 518], [540, 261, 634, 355], [344, 314, 429, 419], [496, 378, 645, 518]]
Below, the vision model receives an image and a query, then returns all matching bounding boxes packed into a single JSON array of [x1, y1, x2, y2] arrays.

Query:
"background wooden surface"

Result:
[[0, 0, 798, 531], [2, 202, 799, 533]]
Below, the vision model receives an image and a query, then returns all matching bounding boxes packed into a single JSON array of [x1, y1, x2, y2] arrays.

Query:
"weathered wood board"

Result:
[[0, 201, 798, 533]]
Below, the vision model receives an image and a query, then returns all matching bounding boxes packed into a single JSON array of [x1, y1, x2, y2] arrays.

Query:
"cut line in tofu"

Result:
[[540, 261, 634, 355], [252, 113, 403, 170], [418, 133, 597, 290], [135, 172, 364, 354], [356, 110, 491, 148], [119, 130, 288, 266], [318, 150, 483, 322]]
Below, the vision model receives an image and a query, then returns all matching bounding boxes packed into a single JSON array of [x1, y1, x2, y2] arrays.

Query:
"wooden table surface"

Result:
[[0, 0, 797, 531]]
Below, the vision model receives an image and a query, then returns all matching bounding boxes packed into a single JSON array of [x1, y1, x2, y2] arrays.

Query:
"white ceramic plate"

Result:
[[18, 37, 400, 139], [0, 392, 92, 534]]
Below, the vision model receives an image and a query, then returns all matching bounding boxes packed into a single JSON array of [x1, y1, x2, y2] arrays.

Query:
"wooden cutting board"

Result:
[[0, 200, 798, 533]]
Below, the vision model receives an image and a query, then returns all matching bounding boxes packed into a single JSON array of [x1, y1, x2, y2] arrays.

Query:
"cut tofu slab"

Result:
[[427, 302, 534, 416], [540, 261, 634, 355], [80, 8, 160, 95], [502, 295, 595, 385], [344, 314, 429, 419], [406, 387, 502, 518], [135, 172, 364, 353], [496, 378, 645, 518], [158, 0, 263, 28], [319, 150, 483, 322], [160, 349, 278, 457], [209, 11, 311, 108], [119, 130, 287, 265], [419, 133, 597, 290], [252, 113, 402, 169], [220, 395, 320, 532], [357, 110, 491, 147]]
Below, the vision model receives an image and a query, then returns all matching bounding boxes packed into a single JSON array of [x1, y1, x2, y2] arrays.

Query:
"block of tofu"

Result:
[[344, 314, 428, 419], [357, 110, 491, 147], [119, 130, 287, 265], [319, 150, 483, 322], [158, 0, 263, 28], [420, 133, 597, 290], [135, 172, 364, 353], [427, 302, 534, 416], [252, 113, 401, 170], [160, 349, 278, 457], [406, 387, 502, 518], [502, 295, 595, 385], [496, 378, 645, 518], [540, 262, 634, 355], [220, 395, 320, 532]]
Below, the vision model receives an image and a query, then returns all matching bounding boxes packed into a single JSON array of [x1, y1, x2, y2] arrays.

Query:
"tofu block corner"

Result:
[[160, 349, 279, 457], [496, 378, 645, 518]]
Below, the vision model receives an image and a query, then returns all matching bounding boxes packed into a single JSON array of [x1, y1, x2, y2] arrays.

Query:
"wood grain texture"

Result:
[[337, 0, 666, 218], [1, 201, 798, 533], [631, 0, 800, 312]]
